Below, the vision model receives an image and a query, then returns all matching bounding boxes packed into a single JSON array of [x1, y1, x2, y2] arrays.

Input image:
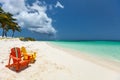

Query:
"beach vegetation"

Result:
[[0, 7, 21, 37], [19, 37, 36, 41]]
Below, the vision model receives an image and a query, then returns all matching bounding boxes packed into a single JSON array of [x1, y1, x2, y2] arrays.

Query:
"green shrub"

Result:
[[19, 37, 36, 41]]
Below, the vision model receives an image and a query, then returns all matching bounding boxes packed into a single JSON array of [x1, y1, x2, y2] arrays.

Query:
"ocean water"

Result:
[[51, 41, 120, 63]]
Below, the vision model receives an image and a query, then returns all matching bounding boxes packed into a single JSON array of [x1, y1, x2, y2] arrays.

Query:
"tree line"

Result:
[[0, 7, 21, 37]]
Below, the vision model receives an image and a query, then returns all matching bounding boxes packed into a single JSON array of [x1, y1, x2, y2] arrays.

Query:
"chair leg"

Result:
[[16, 64, 20, 72], [5, 57, 11, 68], [16, 66, 19, 72]]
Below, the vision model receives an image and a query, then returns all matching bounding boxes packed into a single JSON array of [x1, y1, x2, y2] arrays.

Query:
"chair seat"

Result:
[[6, 47, 30, 72], [21, 46, 36, 63]]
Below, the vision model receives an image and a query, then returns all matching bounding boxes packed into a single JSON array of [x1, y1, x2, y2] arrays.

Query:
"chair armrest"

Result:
[[10, 55, 21, 61]]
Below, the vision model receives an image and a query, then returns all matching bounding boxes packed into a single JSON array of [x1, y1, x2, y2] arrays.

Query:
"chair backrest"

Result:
[[11, 47, 21, 63], [21, 46, 27, 55]]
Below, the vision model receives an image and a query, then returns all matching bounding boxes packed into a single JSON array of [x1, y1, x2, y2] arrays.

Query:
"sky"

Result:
[[0, 0, 120, 40]]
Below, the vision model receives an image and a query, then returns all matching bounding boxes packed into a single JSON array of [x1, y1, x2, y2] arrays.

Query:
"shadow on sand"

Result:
[[7, 65, 31, 73]]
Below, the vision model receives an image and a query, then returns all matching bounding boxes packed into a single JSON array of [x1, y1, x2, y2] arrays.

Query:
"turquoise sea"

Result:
[[51, 41, 120, 63]]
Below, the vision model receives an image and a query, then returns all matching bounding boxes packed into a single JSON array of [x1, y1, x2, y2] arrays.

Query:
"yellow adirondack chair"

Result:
[[21, 46, 36, 63]]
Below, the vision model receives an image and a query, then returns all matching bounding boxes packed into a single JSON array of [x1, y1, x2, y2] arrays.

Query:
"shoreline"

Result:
[[47, 42, 120, 72], [0, 40, 120, 80]]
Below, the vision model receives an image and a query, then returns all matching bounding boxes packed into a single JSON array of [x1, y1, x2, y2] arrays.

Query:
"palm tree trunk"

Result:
[[1, 23, 6, 37], [5, 30, 7, 37], [12, 31, 15, 37], [2, 28, 5, 37]]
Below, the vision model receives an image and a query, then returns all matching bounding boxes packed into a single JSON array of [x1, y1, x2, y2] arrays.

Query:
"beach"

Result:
[[0, 38, 120, 80]]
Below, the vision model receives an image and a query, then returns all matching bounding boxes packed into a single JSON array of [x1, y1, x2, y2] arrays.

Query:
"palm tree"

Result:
[[0, 7, 4, 13], [8, 22, 21, 37], [0, 9, 20, 37], [12, 25, 21, 37], [0, 7, 8, 37], [5, 22, 21, 37], [0, 13, 10, 37]]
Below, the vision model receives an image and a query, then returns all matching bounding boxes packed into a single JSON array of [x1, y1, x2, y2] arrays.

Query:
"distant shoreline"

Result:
[[43, 40, 120, 42], [48, 42, 120, 72]]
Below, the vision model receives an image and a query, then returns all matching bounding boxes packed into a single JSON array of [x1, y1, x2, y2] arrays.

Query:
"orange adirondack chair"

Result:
[[21, 46, 36, 63], [6, 47, 30, 72]]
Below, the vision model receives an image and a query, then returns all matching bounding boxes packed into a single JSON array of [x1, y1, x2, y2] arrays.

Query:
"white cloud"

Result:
[[0, 0, 27, 14], [55, 1, 64, 9], [0, 0, 56, 35]]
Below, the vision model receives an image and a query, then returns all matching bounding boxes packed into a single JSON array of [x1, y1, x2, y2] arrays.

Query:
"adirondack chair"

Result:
[[21, 46, 36, 63], [6, 47, 30, 72]]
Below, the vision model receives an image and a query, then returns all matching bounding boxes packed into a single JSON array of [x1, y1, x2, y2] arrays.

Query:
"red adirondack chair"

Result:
[[6, 47, 30, 72]]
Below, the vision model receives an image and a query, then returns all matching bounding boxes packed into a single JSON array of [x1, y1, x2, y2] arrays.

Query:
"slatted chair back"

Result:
[[11, 47, 21, 63], [21, 47, 27, 55]]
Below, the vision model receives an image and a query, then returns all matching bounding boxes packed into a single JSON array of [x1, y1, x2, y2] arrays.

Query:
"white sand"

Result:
[[0, 38, 120, 80]]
